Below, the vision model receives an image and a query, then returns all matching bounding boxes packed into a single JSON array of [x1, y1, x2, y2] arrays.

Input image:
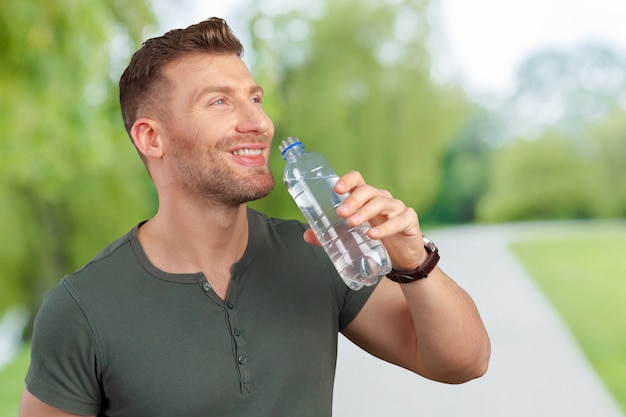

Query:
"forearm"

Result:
[[331, 171, 489, 383], [400, 267, 491, 383]]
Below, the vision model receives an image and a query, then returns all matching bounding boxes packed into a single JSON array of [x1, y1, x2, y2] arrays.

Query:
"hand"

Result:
[[302, 171, 427, 270]]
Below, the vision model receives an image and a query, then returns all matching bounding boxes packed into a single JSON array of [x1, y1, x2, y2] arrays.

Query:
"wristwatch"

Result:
[[386, 236, 440, 283]]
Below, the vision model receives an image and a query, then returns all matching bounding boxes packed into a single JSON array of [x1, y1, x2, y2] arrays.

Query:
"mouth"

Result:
[[228, 145, 268, 168], [232, 148, 263, 157]]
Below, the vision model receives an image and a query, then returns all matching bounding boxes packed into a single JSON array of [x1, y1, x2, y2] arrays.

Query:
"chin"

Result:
[[233, 176, 275, 205], [249, 179, 275, 201]]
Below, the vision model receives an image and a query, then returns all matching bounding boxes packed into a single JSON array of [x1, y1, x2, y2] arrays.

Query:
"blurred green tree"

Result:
[[0, 1, 156, 334], [584, 108, 626, 218], [438, 42, 626, 224], [476, 133, 595, 222], [243, 0, 468, 220], [426, 106, 495, 224]]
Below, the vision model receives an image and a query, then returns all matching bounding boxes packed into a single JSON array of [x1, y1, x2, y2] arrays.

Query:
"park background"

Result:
[[1, 0, 625, 414]]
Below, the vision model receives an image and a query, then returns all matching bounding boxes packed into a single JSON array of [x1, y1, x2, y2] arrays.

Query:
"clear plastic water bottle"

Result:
[[279, 136, 391, 290]]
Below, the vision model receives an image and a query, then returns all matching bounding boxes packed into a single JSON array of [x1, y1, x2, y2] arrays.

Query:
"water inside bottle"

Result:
[[286, 175, 390, 287]]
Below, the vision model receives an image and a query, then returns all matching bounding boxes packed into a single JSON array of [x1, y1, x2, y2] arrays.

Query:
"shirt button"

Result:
[[226, 301, 234, 309], [233, 328, 242, 336], [238, 355, 247, 364], [202, 282, 211, 292]]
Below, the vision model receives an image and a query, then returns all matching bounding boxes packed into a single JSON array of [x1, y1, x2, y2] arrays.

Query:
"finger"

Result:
[[334, 171, 365, 195], [337, 185, 394, 220], [367, 206, 420, 240]]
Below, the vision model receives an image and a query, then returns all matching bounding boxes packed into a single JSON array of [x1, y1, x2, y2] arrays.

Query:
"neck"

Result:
[[138, 197, 250, 295]]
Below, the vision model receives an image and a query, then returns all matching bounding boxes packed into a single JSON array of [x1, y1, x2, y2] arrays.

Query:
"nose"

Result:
[[236, 102, 273, 135]]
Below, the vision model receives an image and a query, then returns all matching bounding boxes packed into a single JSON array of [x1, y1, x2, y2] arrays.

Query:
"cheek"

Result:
[[168, 122, 214, 153], [267, 117, 275, 137]]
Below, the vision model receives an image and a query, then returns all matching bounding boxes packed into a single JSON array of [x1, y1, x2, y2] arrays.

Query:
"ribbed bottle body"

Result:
[[280, 137, 390, 290]]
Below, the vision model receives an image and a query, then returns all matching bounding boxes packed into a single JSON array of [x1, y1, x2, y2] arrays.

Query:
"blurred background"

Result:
[[1, 0, 624, 414]]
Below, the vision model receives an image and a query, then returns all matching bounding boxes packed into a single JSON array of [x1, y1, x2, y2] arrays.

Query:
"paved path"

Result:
[[333, 222, 624, 417]]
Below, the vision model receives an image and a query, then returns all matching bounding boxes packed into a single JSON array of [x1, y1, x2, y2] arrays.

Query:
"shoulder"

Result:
[[66, 226, 137, 282], [246, 208, 316, 253], [35, 225, 147, 330], [246, 208, 376, 327], [246, 208, 325, 264]]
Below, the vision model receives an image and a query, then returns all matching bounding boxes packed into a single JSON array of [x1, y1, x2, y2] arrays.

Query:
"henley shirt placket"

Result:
[[200, 279, 252, 396]]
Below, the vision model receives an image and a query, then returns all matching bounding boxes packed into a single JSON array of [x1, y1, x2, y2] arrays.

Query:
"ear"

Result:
[[131, 118, 164, 160]]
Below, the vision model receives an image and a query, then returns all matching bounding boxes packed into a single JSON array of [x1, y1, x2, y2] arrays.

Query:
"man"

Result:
[[20, 18, 490, 416]]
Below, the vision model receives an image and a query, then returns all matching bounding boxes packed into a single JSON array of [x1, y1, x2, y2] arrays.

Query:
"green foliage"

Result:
[[434, 42, 626, 224], [426, 106, 493, 224], [0, 344, 30, 417], [510, 223, 626, 413], [584, 108, 626, 217], [475, 106, 626, 223], [246, 0, 468, 219], [0, 1, 156, 324], [476, 133, 596, 222]]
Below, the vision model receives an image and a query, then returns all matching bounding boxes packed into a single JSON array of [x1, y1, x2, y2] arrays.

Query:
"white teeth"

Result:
[[232, 149, 262, 156]]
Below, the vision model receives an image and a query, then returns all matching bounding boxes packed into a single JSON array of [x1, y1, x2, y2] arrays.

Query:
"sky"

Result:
[[439, 0, 626, 93], [156, 0, 626, 95]]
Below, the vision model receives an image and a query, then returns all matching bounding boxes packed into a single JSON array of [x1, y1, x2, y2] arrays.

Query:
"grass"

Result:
[[510, 221, 626, 413], [0, 343, 28, 417]]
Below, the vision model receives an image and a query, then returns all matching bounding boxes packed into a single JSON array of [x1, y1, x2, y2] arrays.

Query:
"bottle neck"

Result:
[[281, 142, 305, 162]]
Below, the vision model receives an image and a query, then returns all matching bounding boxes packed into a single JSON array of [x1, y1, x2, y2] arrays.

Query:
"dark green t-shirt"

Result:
[[25, 209, 376, 417]]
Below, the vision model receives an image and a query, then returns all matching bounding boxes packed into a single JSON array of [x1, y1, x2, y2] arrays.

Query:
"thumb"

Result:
[[303, 229, 321, 246]]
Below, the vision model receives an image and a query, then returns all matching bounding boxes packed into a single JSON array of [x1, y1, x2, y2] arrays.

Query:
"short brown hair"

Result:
[[119, 17, 243, 138]]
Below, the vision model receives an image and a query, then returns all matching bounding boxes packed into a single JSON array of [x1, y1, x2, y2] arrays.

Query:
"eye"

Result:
[[212, 98, 226, 105], [251, 95, 263, 104]]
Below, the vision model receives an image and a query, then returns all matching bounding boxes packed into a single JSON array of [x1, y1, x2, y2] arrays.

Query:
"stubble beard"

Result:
[[173, 139, 275, 208]]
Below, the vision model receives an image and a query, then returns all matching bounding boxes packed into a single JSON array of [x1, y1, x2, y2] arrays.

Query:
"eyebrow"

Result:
[[195, 85, 264, 104]]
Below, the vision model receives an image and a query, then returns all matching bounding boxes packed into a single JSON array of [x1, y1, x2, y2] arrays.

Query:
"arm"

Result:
[[343, 268, 490, 383], [305, 171, 490, 383], [19, 387, 95, 417]]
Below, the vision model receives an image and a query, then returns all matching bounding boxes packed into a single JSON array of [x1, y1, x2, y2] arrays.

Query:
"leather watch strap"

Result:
[[386, 236, 440, 283]]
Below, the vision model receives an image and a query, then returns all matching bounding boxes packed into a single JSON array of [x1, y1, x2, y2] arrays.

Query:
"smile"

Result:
[[232, 148, 263, 156]]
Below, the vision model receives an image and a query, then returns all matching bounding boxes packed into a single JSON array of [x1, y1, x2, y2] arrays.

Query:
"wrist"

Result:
[[386, 236, 439, 283]]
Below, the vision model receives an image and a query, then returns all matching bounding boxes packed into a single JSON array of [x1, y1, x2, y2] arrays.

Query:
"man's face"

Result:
[[159, 53, 275, 207]]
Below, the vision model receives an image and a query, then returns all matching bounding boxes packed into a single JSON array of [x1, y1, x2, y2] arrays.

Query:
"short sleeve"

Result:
[[336, 280, 377, 330], [316, 247, 378, 330], [25, 280, 103, 415]]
